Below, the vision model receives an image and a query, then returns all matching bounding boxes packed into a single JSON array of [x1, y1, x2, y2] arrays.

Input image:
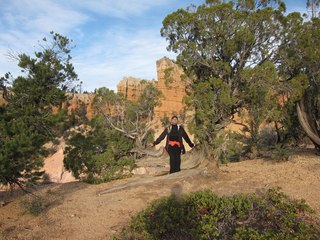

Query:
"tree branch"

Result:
[[296, 99, 320, 146], [97, 105, 136, 140]]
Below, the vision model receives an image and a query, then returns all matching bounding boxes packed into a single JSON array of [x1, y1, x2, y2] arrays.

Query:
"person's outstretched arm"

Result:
[[153, 128, 168, 146], [181, 126, 194, 148]]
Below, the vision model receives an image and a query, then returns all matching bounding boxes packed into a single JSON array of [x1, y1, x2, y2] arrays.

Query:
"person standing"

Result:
[[151, 116, 194, 174]]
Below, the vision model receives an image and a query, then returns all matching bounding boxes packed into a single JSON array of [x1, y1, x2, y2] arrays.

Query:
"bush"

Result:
[[214, 131, 243, 164], [42, 173, 51, 184], [20, 196, 48, 216], [64, 118, 135, 183], [261, 144, 292, 161], [258, 126, 278, 147], [256, 127, 292, 161], [115, 188, 320, 240]]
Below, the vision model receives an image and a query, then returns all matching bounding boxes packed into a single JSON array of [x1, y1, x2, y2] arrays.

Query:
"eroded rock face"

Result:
[[43, 138, 76, 183], [117, 77, 150, 102], [116, 57, 189, 121], [154, 57, 189, 119], [63, 93, 95, 120]]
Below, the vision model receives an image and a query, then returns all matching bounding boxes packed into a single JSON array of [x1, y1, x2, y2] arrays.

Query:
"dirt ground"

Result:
[[1, 149, 320, 240]]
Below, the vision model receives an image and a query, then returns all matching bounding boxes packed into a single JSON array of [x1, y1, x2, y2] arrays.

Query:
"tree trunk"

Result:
[[296, 98, 320, 148], [197, 143, 219, 174]]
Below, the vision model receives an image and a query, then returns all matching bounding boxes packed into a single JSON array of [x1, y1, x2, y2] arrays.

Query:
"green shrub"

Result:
[[115, 188, 320, 240], [214, 131, 243, 164], [259, 144, 292, 161], [64, 118, 135, 184], [256, 126, 292, 161], [20, 196, 48, 216], [258, 126, 278, 147]]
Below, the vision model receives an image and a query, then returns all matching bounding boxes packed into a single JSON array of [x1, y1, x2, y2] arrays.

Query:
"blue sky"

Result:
[[0, 0, 310, 92]]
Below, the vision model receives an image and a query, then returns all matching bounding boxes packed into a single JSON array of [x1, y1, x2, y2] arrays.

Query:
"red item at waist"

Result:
[[168, 141, 180, 148]]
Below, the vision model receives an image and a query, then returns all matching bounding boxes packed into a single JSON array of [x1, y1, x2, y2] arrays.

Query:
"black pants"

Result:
[[167, 145, 181, 174]]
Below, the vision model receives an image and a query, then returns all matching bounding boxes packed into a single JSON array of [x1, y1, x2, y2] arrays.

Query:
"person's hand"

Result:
[[147, 143, 154, 148]]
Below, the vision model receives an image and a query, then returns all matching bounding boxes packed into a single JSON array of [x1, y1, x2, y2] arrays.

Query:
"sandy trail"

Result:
[[1, 150, 320, 240]]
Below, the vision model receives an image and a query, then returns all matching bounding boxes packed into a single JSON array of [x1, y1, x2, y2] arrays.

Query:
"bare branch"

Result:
[[96, 105, 136, 140]]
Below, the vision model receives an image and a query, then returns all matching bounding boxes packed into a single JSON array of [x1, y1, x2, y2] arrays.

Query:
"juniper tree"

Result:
[[277, 13, 320, 150], [0, 32, 78, 189], [161, 0, 287, 162]]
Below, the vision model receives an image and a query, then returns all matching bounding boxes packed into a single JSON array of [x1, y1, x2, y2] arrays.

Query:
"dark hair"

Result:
[[171, 115, 178, 120]]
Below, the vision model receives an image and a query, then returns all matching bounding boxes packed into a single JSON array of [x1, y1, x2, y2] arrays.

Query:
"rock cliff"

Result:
[[116, 57, 189, 121], [117, 76, 150, 102], [64, 93, 95, 120], [154, 57, 189, 119]]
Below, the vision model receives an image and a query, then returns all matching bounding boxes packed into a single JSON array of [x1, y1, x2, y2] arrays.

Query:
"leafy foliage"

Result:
[[0, 32, 78, 188], [214, 131, 243, 164], [64, 79, 162, 183], [161, 0, 290, 160], [277, 14, 320, 149], [116, 188, 320, 240], [64, 117, 135, 183], [238, 62, 280, 146], [161, 0, 320, 160]]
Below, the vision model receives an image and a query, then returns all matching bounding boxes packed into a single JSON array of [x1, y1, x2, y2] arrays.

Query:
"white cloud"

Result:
[[1, 0, 310, 94], [0, 0, 89, 80], [74, 27, 176, 92], [65, 0, 173, 18], [0, 0, 185, 92], [1, 0, 89, 32], [0, 0, 89, 51]]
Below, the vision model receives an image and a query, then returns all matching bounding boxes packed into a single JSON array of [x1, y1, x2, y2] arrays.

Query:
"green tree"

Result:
[[239, 62, 293, 152], [161, 0, 287, 162], [277, 13, 320, 150], [0, 32, 78, 189], [63, 117, 135, 183], [64, 81, 161, 183]]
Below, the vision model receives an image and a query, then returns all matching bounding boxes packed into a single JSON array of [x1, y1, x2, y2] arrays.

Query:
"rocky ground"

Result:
[[1, 148, 320, 240]]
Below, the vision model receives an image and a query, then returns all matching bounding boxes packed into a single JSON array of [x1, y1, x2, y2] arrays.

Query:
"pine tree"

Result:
[[0, 32, 78, 189]]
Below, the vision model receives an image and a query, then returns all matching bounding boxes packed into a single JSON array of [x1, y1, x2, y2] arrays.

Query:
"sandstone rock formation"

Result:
[[1, 57, 189, 123], [117, 76, 150, 102], [116, 57, 190, 122], [116, 58, 193, 146], [0, 92, 6, 105], [154, 57, 189, 120], [43, 138, 76, 183], [63, 93, 95, 120]]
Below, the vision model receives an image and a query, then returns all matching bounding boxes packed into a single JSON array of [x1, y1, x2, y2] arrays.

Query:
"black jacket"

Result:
[[153, 125, 194, 153]]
